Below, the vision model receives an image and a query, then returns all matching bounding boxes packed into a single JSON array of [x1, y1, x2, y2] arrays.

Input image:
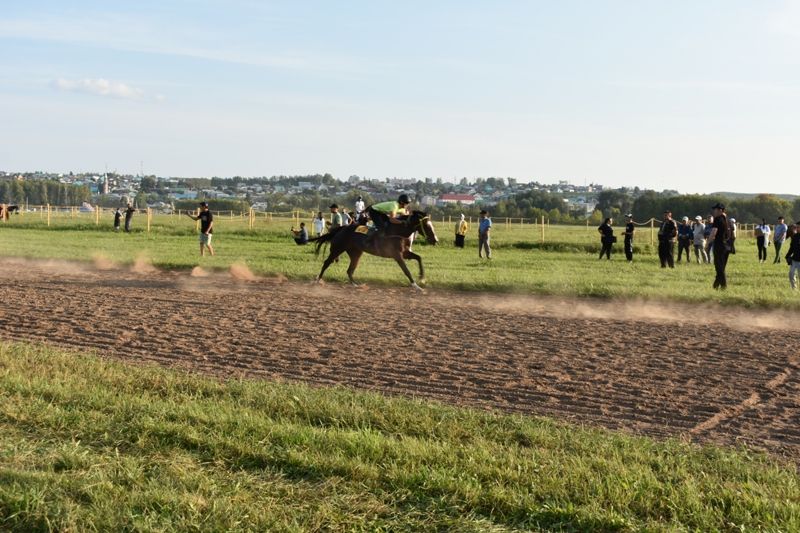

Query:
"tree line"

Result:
[[597, 190, 800, 225], [0, 179, 91, 206]]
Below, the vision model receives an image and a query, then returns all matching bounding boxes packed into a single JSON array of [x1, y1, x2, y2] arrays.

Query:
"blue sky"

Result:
[[1, 0, 799, 194]]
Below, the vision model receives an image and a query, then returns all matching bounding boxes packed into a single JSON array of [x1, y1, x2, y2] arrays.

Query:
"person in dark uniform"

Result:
[[708, 202, 730, 289], [657, 210, 678, 268], [124, 203, 135, 232], [597, 217, 614, 260], [623, 213, 635, 262]]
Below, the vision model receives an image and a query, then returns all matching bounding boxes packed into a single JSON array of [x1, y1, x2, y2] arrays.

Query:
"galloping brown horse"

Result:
[[311, 211, 438, 290]]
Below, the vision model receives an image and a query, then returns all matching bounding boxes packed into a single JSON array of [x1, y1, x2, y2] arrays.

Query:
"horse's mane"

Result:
[[399, 210, 428, 221]]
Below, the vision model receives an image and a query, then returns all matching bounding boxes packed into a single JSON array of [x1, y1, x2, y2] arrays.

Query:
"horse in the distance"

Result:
[[0, 204, 19, 221], [311, 211, 438, 290]]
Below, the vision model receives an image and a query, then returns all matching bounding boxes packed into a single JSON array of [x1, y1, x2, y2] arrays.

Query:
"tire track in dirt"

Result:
[[1, 257, 799, 462]]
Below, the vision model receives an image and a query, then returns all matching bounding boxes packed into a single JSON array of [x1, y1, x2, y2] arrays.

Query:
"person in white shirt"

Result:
[[692, 215, 708, 263], [354, 196, 365, 221], [755, 218, 771, 263], [312, 211, 326, 237]]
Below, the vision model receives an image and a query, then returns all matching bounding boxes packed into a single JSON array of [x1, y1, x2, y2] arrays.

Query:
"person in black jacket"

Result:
[[786, 222, 800, 290], [623, 213, 635, 262], [657, 210, 678, 268], [708, 203, 731, 290], [597, 217, 614, 260]]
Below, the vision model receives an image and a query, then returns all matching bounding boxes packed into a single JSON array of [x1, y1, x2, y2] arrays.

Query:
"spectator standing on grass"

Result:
[[755, 218, 771, 263], [354, 196, 365, 220], [787, 222, 800, 290], [658, 210, 678, 268], [124, 203, 135, 232], [186, 201, 215, 257], [312, 211, 325, 237], [774, 216, 788, 264], [692, 215, 708, 263], [729, 217, 738, 255], [328, 204, 342, 231], [704, 215, 714, 262], [708, 202, 730, 289], [677, 216, 693, 263], [113, 208, 122, 231], [597, 217, 614, 260], [454, 213, 468, 248], [624, 213, 635, 262], [478, 210, 492, 259], [341, 207, 352, 226]]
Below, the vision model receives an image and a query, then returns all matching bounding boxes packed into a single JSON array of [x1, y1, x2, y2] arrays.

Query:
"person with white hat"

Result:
[[691, 215, 708, 263]]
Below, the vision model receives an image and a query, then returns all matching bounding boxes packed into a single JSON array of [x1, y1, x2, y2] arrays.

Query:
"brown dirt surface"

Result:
[[2, 257, 799, 462]]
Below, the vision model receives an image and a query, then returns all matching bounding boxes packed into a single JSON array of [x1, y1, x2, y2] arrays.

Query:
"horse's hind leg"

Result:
[[316, 245, 344, 282], [403, 250, 424, 283], [346, 250, 364, 285]]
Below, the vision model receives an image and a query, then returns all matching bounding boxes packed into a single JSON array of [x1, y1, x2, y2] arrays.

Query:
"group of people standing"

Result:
[[453, 211, 492, 259], [597, 204, 800, 290]]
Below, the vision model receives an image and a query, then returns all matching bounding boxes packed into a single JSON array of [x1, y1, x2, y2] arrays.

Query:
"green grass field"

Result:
[[3, 214, 800, 530], [2, 342, 799, 532], [1, 211, 797, 309]]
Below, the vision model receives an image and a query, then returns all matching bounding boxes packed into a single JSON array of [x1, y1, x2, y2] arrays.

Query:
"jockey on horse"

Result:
[[365, 194, 411, 242]]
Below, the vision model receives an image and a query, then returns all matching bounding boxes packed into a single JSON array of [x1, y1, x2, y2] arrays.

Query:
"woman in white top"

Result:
[[754, 218, 771, 263]]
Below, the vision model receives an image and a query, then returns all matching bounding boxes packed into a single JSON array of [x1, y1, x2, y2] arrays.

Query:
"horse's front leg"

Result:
[[403, 250, 424, 284], [394, 256, 422, 291]]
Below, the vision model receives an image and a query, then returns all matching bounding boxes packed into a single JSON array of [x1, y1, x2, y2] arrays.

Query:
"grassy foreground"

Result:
[[1, 213, 798, 309], [1, 342, 798, 531]]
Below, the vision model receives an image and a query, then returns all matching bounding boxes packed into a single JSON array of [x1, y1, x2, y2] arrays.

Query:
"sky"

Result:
[[1, 0, 799, 194]]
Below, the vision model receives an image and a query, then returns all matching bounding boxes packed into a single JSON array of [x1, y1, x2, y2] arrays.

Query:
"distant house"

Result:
[[420, 195, 437, 207], [439, 194, 476, 206]]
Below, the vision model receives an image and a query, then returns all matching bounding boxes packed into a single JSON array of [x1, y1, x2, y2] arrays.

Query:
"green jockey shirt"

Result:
[[330, 212, 342, 228], [371, 201, 401, 217]]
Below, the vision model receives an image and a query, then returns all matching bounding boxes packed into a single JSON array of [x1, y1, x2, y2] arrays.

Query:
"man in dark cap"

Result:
[[657, 210, 677, 268], [328, 203, 342, 231], [623, 214, 635, 262], [186, 201, 215, 256], [707, 203, 730, 289]]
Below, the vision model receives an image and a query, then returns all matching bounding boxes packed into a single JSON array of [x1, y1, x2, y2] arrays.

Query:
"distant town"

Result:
[[0, 170, 610, 216], [1, 170, 797, 224]]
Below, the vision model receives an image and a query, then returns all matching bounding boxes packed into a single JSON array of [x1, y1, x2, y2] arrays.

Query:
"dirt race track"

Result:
[[2, 257, 799, 463]]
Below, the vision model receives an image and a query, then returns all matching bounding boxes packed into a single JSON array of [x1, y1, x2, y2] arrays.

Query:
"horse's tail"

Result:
[[309, 226, 346, 257]]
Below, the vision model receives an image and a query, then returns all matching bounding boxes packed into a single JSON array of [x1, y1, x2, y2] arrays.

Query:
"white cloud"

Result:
[[52, 78, 149, 101]]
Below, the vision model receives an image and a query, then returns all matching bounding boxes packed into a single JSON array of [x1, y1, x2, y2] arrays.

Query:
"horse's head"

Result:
[[410, 210, 438, 245]]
